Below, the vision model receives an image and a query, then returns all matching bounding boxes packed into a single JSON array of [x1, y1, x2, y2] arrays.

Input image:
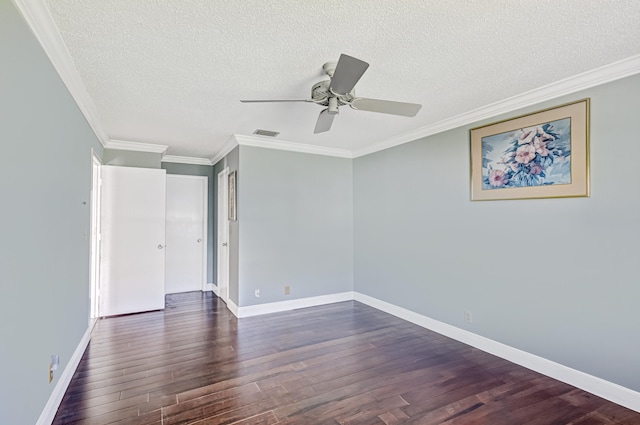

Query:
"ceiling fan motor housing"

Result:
[[311, 80, 353, 108]]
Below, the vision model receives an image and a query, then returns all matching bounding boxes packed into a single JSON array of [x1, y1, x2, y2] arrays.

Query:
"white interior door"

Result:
[[100, 166, 166, 316], [217, 169, 229, 303], [165, 175, 207, 294]]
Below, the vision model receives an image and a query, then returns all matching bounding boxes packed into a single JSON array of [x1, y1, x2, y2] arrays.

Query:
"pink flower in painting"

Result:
[[534, 137, 550, 157], [529, 164, 543, 175], [489, 169, 507, 187], [515, 144, 536, 164], [518, 127, 537, 145]]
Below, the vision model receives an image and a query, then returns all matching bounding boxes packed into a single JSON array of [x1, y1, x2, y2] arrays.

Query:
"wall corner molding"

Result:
[[205, 283, 219, 296], [226, 299, 240, 318], [105, 139, 169, 154], [352, 54, 640, 158], [234, 134, 354, 159], [12, 0, 110, 147], [210, 136, 239, 165], [162, 155, 213, 166], [35, 324, 93, 425]]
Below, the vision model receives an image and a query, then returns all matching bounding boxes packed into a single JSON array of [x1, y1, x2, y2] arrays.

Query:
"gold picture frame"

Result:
[[228, 171, 237, 221], [470, 99, 590, 201]]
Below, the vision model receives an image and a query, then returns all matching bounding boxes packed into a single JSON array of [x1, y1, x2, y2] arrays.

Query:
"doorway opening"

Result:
[[217, 168, 230, 304], [89, 151, 102, 324], [165, 175, 208, 294]]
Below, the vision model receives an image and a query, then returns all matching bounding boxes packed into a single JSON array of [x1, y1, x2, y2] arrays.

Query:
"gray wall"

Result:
[[0, 1, 104, 423], [103, 148, 161, 168], [353, 73, 640, 392], [238, 146, 354, 306], [161, 162, 215, 283]]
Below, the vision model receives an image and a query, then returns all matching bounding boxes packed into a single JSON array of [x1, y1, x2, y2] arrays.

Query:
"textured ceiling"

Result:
[[43, 0, 640, 159]]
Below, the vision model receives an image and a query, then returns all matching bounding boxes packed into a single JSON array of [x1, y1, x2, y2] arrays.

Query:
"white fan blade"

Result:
[[240, 99, 312, 103], [350, 98, 422, 117], [330, 54, 369, 95], [314, 109, 336, 134]]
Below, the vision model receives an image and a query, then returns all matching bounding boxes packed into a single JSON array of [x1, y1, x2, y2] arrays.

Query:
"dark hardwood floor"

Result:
[[53, 292, 640, 425]]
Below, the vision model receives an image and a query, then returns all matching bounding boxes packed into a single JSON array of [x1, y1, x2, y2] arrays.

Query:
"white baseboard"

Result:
[[204, 283, 218, 295], [226, 298, 239, 318], [35, 291, 638, 422], [36, 324, 93, 425], [237, 292, 355, 318], [353, 292, 640, 414]]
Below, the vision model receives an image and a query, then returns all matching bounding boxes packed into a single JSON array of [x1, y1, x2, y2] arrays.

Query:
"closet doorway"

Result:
[[216, 168, 229, 304], [165, 175, 208, 294]]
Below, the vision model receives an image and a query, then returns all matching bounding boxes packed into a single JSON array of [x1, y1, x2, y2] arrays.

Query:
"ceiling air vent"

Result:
[[253, 129, 280, 137]]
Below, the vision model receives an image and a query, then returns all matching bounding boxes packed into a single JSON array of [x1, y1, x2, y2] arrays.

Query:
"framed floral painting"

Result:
[[470, 99, 590, 201], [228, 171, 237, 221]]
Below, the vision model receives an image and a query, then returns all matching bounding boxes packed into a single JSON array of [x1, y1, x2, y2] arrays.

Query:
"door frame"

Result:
[[89, 150, 102, 324], [165, 174, 208, 293], [216, 168, 230, 304]]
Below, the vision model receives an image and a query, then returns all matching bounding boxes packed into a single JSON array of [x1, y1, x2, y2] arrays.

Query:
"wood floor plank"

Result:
[[52, 292, 640, 424]]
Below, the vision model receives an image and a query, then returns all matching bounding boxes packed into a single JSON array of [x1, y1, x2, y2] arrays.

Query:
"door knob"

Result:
[[158, 244, 165, 249], [197, 238, 202, 243], [222, 242, 228, 247]]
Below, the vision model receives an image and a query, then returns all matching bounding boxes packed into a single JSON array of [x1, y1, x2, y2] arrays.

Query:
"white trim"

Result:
[[30, 288, 640, 420], [164, 174, 205, 181], [105, 139, 169, 154], [36, 324, 93, 425], [205, 283, 218, 295], [210, 136, 239, 165], [89, 150, 102, 323], [200, 177, 208, 293], [216, 168, 230, 305], [236, 292, 355, 318], [353, 54, 640, 158], [162, 155, 213, 166], [226, 299, 239, 318], [12, 0, 109, 147], [11, 0, 640, 165], [353, 292, 640, 414], [225, 56, 640, 160], [235, 134, 353, 158]]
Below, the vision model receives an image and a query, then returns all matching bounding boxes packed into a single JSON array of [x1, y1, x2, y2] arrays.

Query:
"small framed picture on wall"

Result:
[[228, 171, 237, 221]]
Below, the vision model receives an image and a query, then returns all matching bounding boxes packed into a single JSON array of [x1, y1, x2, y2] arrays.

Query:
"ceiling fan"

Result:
[[240, 54, 422, 134]]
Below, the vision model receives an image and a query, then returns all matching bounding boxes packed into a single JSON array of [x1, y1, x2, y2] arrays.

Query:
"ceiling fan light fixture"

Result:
[[328, 96, 339, 114]]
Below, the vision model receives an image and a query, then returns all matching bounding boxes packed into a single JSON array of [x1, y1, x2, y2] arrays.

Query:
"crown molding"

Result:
[[353, 54, 640, 158], [234, 134, 353, 158], [14, 0, 639, 163], [13, 0, 110, 147], [161, 155, 213, 166], [105, 139, 169, 154], [210, 136, 239, 166]]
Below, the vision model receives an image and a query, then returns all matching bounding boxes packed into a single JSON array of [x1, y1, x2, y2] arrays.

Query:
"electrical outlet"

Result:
[[284, 285, 290, 295], [51, 354, 59, 371], [48, 354, 59, 383], [254, 289, 260, 298], [464, 310, 472, 324]]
